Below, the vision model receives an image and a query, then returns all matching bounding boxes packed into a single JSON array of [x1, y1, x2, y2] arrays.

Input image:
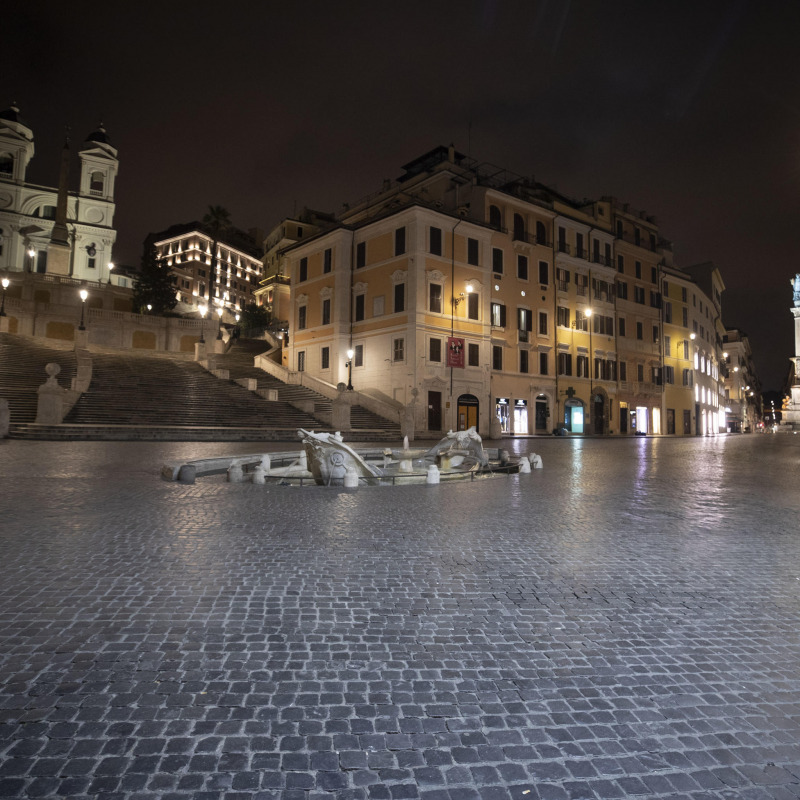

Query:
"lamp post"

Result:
[[78, 289, 88, 330], [346, 348, 354, 391], [198, 304, 207, 344], [27, 247, 35, 272], [216, 306, 223, 339], [107, 262, 114, 284], [0, 277, 8, 316]]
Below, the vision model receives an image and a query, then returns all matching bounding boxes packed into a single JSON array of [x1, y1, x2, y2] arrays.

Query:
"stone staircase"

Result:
[[214, 340, 401, 435], [0, 333, 77, 424], [4, 335, 400, 441]]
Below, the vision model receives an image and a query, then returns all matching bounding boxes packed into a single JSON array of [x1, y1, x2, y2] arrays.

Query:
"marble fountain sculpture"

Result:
[[162, 427, 542, 487]]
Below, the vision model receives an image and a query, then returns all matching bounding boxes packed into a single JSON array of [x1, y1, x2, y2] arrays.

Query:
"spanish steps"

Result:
[[0, 333, 401, 441]]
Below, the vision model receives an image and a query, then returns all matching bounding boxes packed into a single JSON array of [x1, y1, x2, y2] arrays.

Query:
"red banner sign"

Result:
[[447, 337, 465, 368]]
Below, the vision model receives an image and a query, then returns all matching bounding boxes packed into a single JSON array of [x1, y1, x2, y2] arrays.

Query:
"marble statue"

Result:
[[792, 273, 800, 307]]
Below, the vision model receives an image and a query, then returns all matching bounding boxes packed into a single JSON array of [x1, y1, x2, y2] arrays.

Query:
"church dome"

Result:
[[85, 124, 112, 145]]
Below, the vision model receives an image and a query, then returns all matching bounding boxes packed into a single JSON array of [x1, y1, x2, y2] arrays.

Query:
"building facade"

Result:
[[151, 224, 263, 321], [0, 105, 118, 282], [271, 145, 751, 438]]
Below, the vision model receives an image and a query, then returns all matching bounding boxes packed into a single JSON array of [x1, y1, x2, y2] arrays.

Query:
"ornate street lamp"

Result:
[[0, 277, 8, 316], [345, 348, 354, 391], [78, 289, 88, 330], [198, 304, 207, 343], [107, 262, 114, 284]]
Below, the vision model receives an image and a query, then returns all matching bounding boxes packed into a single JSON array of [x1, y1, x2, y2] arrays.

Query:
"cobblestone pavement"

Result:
[[2, 434, 800, 800]]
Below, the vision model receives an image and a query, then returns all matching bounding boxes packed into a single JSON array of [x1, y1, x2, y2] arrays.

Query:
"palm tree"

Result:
[[202, 205, 232, 324]]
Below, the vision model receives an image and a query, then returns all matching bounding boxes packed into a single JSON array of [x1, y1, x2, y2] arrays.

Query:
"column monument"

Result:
[[784, 274, 800, 430]]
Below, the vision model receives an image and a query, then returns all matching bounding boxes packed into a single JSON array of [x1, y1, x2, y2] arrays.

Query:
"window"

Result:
[[356, 241, 366, 268], [664, 301, 672, 323], [636, 322, 643, 340], [683, 368, 693, 386], [539, 352, 548, 375], [664, 365, 674, 384], [536, 220, 547, 244], [467, 237, 479, 265], [493, 346, 503, 371], [634, 286, 645, 304], [321, 347, 330, 369], [635, 261, 642, 278], [618, 317, 626, 337], [635, 229, 641, 246], [651, 366, 662, 385], [468, 343, 479, 366], [299, 257, 308, 282], [575, 309, 588, 332], [395, 227, 406, 256], [575, 232, 585, 259], [538, 260, 549, 285], [513, 213, 525, 241], [88, 257, 96, 270], [394, 282, 405, 313], [617, 280, 628, 300], [637, 364, 644, 382], [575, 273, 588, 296], [429, 338, 442, 362], [557, 227, 567, 253], [681, 286, 687, 302], [491, 302, 506, 327], [430, 227, 442, 255], [393, 338, 405, 362], [619, 361, 627, 381], [298, 305, 307, 329], [558, 352, 572, 376], [324, 248, 332, 273], [652, 325, 659, 343], [557, 306, 570, 328], [538, 311, 548, 336], [617, 254, 624, 273], [650, 291, 661, 308], [322, 298, 331, 325], [354, 344, 364, 367], [355, 294, 365, 321], [0, 152, 12, 175], [577, 355, 589, 378], [556, 267, 570, 292], [682, 307, 688, 327], [492, 248, 503, 275], [90, 171, 104, 193], [520, 350, 529, 373], [651, 266, 658, 283], [297, 351, 305, 372], [429, 283, 442, 313], [467, 292, 479, 320], [489, 205, 502, 229], [517, 254, 528, 280]]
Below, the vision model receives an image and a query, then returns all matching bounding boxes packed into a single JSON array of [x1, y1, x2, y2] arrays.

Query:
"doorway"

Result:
[[593, 393, 605, 434], [535, 395, 548, 432], [428, 391, 442, 431], [457, 394, 479, 431]]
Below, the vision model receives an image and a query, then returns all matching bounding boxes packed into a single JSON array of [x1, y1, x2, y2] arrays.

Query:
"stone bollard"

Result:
[[259, 454, 271, 473], [529, 453, 543, 469], [343, 466, 359, 488], [518, 456, 531, 473], [227, 462, 244, 483], [252, 465, 266, 485], [177, 464, 196, 484], [426, 464, 440, 485]]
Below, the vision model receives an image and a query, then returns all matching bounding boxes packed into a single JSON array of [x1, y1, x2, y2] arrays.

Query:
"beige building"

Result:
[[273, 145, 741, 438]]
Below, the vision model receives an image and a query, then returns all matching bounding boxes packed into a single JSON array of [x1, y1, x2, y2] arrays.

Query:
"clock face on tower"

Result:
[[86, 243, 97, 257]]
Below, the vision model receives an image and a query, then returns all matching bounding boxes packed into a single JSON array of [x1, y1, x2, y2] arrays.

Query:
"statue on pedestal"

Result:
[[792, 273, 800, 308]]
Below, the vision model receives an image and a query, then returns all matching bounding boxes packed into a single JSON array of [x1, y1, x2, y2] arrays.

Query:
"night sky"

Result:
[[6, 1, 800, 391]]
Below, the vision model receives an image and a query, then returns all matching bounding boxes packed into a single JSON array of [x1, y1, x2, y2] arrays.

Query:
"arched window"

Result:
[[488, 205, 502, 230], [536, 220, 547, 244], [513, 213, 525, 242], [90, 171, 104, 194], [0, 152, 12, 175]]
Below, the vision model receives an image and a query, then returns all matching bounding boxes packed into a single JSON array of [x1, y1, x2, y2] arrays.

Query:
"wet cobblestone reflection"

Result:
[[1, 435, 799, 799]]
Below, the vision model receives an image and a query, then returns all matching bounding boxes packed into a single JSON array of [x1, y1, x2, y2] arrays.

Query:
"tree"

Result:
[[239, 302, 271, 334], [202, 205, 232, 311], [132, 246, 177, 314]]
